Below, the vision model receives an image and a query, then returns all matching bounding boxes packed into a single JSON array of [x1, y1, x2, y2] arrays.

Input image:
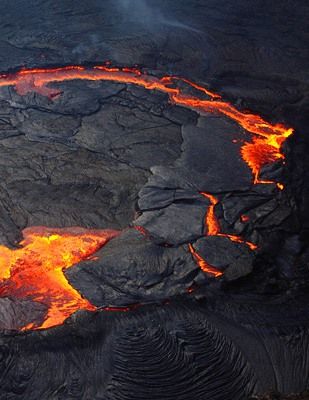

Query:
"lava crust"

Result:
[[0, 1, 308, 399]]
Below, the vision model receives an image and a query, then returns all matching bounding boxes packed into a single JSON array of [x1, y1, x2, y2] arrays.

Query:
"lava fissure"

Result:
[[200, 192, 257, 251], [188, 243, 223, 277], [188, 192, 257, 278]]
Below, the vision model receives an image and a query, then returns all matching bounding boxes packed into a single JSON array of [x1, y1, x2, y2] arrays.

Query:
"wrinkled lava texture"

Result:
[[0, 1, 309, 399]]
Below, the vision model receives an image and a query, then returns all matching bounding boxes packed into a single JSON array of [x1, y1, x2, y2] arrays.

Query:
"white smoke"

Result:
[[72, 34, 101, 56], [115, 0, 201, 33]]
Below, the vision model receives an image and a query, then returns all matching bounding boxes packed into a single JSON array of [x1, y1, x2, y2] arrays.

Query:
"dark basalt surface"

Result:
[[66, 229, 200, 306], [1, 297, 309, 399], [0, 1, 309, 399]]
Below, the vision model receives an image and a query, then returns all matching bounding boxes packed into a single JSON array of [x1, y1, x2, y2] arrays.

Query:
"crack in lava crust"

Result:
[[0, 63, 294, 330], [188, 193, 257, 277], [200, 192, 257, 251]]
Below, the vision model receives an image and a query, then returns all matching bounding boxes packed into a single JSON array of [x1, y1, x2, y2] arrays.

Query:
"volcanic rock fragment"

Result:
[[193, 236, 255, 280], [0, 298, 47, 330], [175, 116, 254, 192], [134, 196, 209, 245], [0, 185, 26, 247], [138, 185, 202, 211], [221, 192, 274, 226], [66, 229, 199, 306]]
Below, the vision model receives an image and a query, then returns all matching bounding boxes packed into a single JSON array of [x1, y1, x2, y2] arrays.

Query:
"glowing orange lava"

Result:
[[188, 192, 256, 278], [200, 192, 257, 250], [0, 64, 293, 183], [188, 244, 223, 277], [0, 64, 293, 328], [0, 227, 120, 330], [200, 193, 220, 236]]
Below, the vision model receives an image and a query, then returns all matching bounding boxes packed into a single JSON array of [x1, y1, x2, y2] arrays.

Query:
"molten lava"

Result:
[[0, 227, 120, 330], [200, 192, 257, 250], [188, 192, 257, 278], [200, 193, 220, 236], [188, 244, 223, 277], [0, 64, 293, 183]]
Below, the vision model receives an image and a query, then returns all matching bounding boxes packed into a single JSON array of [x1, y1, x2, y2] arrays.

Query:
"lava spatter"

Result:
[[0, 227, 120, 330]]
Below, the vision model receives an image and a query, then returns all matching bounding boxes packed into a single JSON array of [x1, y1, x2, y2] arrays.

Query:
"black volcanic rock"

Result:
[[138, 186, 202, 211], [15, 109, 81, 143], [221, 192, 274, 226], [0, 298, 46, 330], [66, 229, 199, 306], [134, 197, 209, 245], [0, 81, 126, 116], [0, 297, 308, 399], [74, 103, 182, 169], [0, 135, 147, 241], [142, 116, 254, 196], [176, 116, 253, 192], [194, 236, 254, 280]]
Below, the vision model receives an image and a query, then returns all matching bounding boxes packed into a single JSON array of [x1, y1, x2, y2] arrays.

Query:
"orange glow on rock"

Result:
[[0, 227, 120, 330], [200, 192, 220, 235], [222, 234, 257, 250], [175, 76, 222, 99], [188, 244, 223, 277], [200, 192, 257, 250], [240, 137, 286, 183], [133, 225, 149, 237], [189, 195, 257, 276], [240, 215, 250, 223]]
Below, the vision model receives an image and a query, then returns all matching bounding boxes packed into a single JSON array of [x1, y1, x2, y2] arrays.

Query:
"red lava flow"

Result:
[[0, 227, 120, 330]]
